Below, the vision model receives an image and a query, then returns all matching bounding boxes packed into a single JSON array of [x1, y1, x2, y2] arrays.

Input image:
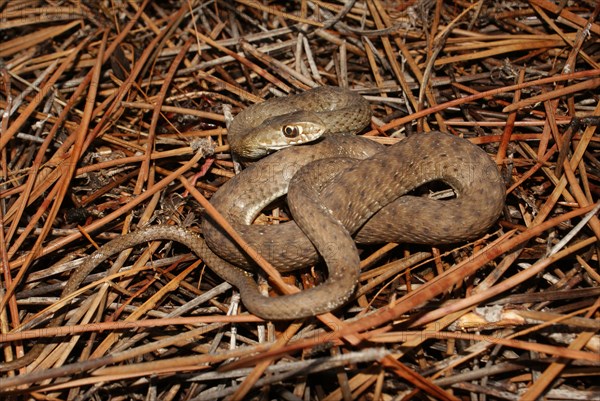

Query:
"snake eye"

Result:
[[283, 125, 301, 138]]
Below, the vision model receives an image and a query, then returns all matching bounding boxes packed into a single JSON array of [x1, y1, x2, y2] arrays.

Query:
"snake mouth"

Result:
[[262, 131, 323, 151]]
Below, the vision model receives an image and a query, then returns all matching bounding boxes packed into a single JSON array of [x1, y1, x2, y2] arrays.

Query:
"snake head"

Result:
[[241, 111, 327, 157]]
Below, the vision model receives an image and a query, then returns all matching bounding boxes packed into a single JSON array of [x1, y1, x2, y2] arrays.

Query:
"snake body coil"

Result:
[[61, 87, 508, 321], [201, 86, 505, 318]]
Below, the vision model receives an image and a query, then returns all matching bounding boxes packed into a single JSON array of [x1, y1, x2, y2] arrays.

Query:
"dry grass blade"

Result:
[[0, 1, 598, 400]]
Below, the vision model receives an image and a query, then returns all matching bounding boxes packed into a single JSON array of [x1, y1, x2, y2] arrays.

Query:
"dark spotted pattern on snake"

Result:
[[47, 87, 507, 321]]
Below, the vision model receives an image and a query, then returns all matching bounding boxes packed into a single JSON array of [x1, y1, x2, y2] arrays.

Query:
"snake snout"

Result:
[[254, 111, 327, 152]]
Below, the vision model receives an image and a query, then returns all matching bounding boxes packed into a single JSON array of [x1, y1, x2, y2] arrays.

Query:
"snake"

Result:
[[67, 87, 508, 320], [1, 87, 506, 371]]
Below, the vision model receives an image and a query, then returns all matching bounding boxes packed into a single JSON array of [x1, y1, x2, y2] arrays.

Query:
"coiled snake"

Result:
[[42, 87, 509, 320]]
